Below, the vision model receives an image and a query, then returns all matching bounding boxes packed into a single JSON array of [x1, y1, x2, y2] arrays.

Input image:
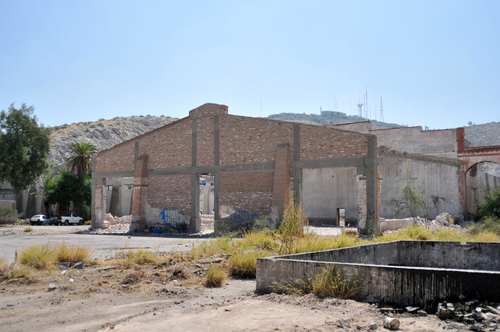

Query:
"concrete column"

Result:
[[292, 124, 301, 203], [357, 175, 367, 231], [190, 118, 201, 233], [357, 135, 379, 235], [272, 143, 290, 218], [93, 183, 105, 228], [131, 155, 148, 230], [459, 165, 468, 219], [214, 115, 220, 220]]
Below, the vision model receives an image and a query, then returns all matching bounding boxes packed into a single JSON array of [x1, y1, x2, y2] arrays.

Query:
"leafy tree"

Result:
[[46, 170, 92, 215], [66, 142, 98, 177], [475, 186, 500, 220], [0, 103, 51, 194]]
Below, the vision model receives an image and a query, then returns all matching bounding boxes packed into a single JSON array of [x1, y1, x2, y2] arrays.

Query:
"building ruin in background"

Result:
[[91, 104, 500, 234], [92, 103, 379, 233]]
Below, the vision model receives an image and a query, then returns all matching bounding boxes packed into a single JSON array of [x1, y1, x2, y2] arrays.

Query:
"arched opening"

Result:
[[466, 161, 500, 217]]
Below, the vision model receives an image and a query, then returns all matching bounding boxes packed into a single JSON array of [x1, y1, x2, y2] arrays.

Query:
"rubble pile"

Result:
[[103, 213, 132, 225], [415, 212, 471, 232], [90, 223, 130, 234], [382, 212, 470, 235], [364, 295, 500, 331], [200, 214, 214, 228]]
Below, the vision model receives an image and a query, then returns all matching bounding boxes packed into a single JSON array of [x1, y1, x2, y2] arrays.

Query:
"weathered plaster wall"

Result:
[[378, 153, 461, 219], [371, 127, 458, 158], [301, 167, 357, 224]]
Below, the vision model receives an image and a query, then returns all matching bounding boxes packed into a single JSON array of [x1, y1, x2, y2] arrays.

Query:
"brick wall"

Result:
[[94, 103, 376, 232], [148, 174, 191, 213], [300, 125, 368, 160], [220, 171, 274, 215], [196, 116, 215, 166], [219, 116, 295, 164]]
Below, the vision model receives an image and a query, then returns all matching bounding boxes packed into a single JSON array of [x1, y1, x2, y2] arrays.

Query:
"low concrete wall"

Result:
[[256, 241, 500, 306]]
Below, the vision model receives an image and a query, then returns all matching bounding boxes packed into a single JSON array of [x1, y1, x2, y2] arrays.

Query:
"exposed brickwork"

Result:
[[220, 171, 274, 192], [272, 144, 291, 215], [141, 119, 192, 169], [300, 125, 368, 160], [96, 141, 135, 172], [189, 103, 228, 119], [196, 116, 215, 166], [93, 103, 376, 232], [220, 172, 274, 215], [219, 115, 295, 165], [148, 174, 191, 214]]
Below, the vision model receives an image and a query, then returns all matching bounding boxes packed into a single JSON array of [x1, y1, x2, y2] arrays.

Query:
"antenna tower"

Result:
[[380, 97, 384, 122]]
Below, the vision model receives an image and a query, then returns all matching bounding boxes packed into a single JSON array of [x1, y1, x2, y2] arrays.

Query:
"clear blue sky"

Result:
[[1, 0, 499, 129]]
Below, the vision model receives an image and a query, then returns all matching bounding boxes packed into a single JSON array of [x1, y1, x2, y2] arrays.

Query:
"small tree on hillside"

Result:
[[0, 103, 51, 194]]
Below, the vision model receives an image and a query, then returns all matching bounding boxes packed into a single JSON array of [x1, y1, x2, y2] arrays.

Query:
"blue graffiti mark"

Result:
[[226, 210, 258, 223], [159, 207, 184, 229]]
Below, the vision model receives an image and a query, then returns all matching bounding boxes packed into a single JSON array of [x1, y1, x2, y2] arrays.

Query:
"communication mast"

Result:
[[380, 97, 384, 122]]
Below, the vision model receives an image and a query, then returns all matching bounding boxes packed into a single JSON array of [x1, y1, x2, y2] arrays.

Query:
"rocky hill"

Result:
[[464, 121, 500, 147], [49, 115, 177, 167], [267, 111, 402, 129]]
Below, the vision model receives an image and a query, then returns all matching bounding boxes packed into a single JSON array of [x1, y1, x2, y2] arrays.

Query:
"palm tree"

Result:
[[66, 142, 98, 177]]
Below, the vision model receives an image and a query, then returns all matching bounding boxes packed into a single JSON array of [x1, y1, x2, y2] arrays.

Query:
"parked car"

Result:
[[58, 212, 84, 226], [30, 214, 50, 226]]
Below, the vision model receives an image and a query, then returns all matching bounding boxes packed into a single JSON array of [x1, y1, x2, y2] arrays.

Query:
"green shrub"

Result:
[[23, 226, 33, 233], [469, 216, 500, 237], [279, 190, 308, 254], [476, 187, 500, 220]]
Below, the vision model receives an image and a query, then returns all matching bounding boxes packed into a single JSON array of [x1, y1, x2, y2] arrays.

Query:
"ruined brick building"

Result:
[[92, 103, 379, 233], [91, 103, 500, 234]]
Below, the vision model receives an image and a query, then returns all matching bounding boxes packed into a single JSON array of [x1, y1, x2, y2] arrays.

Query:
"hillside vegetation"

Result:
[[49, 115, 177, 167]]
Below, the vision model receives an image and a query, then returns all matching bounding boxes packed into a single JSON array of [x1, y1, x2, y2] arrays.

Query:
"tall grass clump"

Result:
[[205, 264, 226, 287], [311, 266, 363, 299], [229, 250, 269, 278], [469, 216, 500, 237], [191, 234, 237, 260], [18, 243, 56, 270], [114, 248, 157, 269], [273, 266, 363, 300], [24, 226, 33, 233], [239, 231, 279, 252], [56, 242, 94, 263], [279, 190, 308, 254], [0, 258, 34, 282]]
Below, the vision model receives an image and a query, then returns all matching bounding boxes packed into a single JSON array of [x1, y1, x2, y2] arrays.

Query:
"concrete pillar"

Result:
[[357, 135, 379, 235], [93, 183, 106, 228], [272, 143, 290, 218], [357, 175, 367, 231], [131, 155, 149, 230]]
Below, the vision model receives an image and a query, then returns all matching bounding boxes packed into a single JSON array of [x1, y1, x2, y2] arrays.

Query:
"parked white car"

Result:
[[30, 214, 50, 226], [58, 212, 84, 226]]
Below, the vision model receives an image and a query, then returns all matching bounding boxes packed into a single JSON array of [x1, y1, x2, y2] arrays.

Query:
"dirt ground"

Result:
[[0, 257, 452, 332]]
